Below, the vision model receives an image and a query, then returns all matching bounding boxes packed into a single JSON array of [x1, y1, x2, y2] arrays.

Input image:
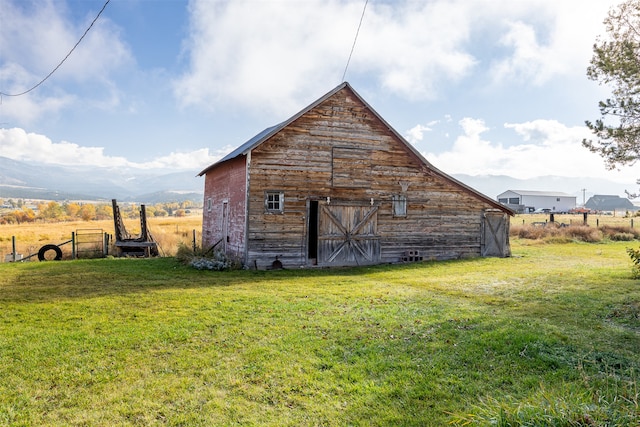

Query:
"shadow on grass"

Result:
[[0, 256, 471, 303]]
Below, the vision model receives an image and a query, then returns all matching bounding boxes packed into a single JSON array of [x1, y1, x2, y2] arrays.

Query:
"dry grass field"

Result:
[[511, 213, 640, 242], [0, 214, 203, 261]]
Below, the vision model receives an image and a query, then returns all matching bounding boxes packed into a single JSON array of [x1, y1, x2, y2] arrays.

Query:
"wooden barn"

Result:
[[198, 82, 513, 269]]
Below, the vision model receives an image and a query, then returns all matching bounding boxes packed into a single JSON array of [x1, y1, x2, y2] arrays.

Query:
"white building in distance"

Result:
[[497, 190, 576, 214]]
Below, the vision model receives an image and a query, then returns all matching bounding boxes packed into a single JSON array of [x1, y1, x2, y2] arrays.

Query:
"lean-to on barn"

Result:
[[198, 82, 513, 269]]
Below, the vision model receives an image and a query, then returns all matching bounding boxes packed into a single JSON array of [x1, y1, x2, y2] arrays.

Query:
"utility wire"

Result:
[[0, 0, 111, 98], [342, 0, 369, 82]]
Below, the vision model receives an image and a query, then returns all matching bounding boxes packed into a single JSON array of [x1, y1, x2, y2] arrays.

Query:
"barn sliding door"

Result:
[[482, 211, 511, 257], [317, 203, 380, 266]]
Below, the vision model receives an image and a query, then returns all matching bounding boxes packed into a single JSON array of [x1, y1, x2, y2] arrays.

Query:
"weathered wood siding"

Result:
[[202, 155, 247, 259], [245, 87, 500, 268]]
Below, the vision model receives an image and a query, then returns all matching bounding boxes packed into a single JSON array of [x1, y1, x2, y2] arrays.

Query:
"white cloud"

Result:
[[0, 67, 76, 123], [459, 118, 490, 139], [174, 0, 478, 115], [175, 0, 353, 116], [405, 124, 433, 145], [0, 128, 123, 166], [425, 118, 638, 183], [359, 1, 477, 98], [0, 128, 222, 170], [135, 147, 234, 170], [174, 0, 620, 115], [491, 21, 558, 85], [487, 0, 618, 85], [0, 0, 132, 124]]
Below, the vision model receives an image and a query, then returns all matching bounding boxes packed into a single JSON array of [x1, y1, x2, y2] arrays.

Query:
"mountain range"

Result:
[[0, 156, 204, 203], [0, 156, 636, 205]]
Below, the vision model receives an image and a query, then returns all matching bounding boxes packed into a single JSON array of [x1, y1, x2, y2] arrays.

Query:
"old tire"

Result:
[[38, 244, 62, 261]]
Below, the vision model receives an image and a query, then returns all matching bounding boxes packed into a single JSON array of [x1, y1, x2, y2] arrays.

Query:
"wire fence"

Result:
[[514, 213, 639, 228]]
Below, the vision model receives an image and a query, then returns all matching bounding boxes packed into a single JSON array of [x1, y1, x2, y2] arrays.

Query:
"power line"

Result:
[[0, 0, 111, 98], [342, 0, 369, 83]]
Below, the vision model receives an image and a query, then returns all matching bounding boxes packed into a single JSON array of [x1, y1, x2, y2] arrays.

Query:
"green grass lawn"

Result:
[[1, 240, 639, 426]]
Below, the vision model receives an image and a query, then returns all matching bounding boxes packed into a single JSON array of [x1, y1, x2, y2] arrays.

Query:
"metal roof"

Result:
[[585, 195, 637, 210], [213, 123, 283, 166], [501, 190, 575, 197]]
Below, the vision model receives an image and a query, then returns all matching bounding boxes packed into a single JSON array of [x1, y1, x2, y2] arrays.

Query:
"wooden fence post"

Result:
[[72, 232, 76, 260]]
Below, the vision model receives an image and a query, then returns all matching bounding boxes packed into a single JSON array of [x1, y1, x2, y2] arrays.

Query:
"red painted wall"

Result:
[[201, 155, 247, 258]]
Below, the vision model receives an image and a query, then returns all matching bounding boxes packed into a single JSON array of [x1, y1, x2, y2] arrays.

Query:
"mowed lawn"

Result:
[[1, 240, 639, 426]]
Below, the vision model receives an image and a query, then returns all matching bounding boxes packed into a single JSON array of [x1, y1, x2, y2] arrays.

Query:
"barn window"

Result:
[[207, 198, 212, 212], [265, 191, 284, 213], [392, 194, 407, 217], [508, 197, 519, 204]]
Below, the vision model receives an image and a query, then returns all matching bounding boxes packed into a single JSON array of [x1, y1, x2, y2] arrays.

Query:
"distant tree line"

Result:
[[0, 199, 199, 225]]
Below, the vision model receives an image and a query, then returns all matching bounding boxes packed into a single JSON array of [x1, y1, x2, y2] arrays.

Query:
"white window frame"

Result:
[[265, 191, 285, 213]]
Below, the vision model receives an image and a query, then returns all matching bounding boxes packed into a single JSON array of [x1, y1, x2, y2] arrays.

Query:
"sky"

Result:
[[0, 0, 638, 193]]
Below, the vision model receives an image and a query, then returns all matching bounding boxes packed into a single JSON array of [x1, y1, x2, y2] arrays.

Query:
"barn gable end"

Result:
[[199, 82, 513, 269]]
